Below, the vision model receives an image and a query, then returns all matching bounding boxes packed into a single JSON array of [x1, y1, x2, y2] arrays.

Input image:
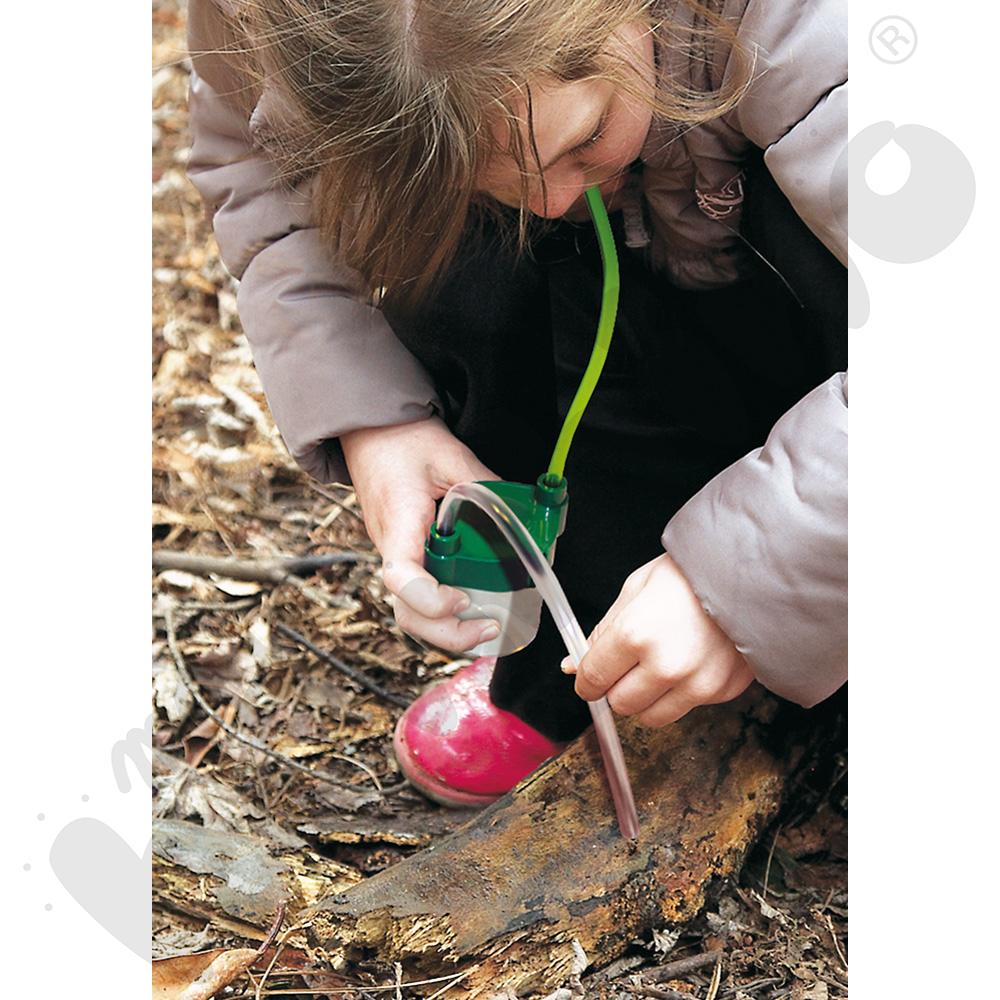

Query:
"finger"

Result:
[[392, 573, 472, 619], [574, 615, 641, 702], [634, 687, 700, 729], [394, 599, 500, 653], [604, 662, 678, 717], [634, 660, 755, 728]]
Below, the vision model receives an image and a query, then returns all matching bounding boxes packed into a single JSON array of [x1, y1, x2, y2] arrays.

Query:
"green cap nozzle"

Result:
[[424, 476, 568, 592]]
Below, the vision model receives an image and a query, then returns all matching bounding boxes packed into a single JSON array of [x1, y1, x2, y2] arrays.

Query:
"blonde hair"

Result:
[[225, 0, 750, 310]]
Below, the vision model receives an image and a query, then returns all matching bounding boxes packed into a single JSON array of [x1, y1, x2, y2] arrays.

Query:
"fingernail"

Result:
[[560, 656, 575, 673], [452, 593, 471, 614], [478, 622, 500, 643]]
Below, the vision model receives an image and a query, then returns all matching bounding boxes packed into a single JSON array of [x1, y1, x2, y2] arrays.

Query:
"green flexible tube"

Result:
[[546, 186, 621, 481]]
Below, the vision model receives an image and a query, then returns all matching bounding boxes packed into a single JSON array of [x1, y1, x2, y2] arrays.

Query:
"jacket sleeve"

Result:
[[728, 0, 848, 264], [662, 373, 847, 708], [185, 0, 441, 483]]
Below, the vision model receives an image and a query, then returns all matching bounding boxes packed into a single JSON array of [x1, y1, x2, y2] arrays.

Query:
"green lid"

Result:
[[425, 477, 568, 592]]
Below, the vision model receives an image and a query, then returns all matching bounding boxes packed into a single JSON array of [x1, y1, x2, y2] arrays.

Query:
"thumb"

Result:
[[379, 494, 469, 620]]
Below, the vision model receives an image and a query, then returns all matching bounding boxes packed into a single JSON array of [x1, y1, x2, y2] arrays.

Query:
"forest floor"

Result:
[[152, 2, 847, 997]]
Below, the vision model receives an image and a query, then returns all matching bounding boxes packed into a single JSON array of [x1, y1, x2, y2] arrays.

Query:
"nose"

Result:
[[527, 167, 586, 218]]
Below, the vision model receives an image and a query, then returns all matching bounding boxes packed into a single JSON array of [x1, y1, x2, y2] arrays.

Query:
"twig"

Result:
[[646, 952, 722, 983], [305, 480, 367, 523], [705, 956, 723, 1000], [255, 970, 472, 995], [274, 622, 411, 709], [328, 752, 382, 792], [762, 824, 781, 897], [719, 978, 782, 998], [153, 596, 260, 615], [632, 986, 691, 1000], [823, 912, 848, 972], [164, 604, 378, 791], [254, 911, 304, 1000], [253, 905, 286, 960], [154, 549, 372, 583], [424, 968, 473, 1000], [285, 574, 360, 611]]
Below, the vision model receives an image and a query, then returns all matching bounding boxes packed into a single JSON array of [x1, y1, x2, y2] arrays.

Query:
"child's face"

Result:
[[478, 22, 655, 220]]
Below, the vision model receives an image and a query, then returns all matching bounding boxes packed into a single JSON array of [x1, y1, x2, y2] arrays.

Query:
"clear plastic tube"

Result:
[[438, 482, 640, 840]]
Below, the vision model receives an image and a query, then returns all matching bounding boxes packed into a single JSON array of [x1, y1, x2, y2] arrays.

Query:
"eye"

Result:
[[567, 111, 608, 158]]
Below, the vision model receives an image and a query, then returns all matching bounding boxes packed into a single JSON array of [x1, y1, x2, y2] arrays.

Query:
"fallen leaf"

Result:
[[272, 736, 338, 760], [752, 889, 789, 925], [248, 618, 272, 669], [152, 504, 214, 532], [154, 656, 194, 724], [152, 949, 228, 999], [315, 783, 382, 812], [153, 750, 305, 850], [179, 946, 258, 999], [210, 576, 262, 597], [183, 702, 236, 768]]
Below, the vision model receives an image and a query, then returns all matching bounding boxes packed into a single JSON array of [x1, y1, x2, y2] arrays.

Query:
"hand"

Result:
[[341, 416, 502, 652], [562, 553, 754, 727]]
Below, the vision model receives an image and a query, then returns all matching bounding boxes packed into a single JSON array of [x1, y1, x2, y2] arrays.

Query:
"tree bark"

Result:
[[306, 687, 819, 997], [153, 818, 361, 942]]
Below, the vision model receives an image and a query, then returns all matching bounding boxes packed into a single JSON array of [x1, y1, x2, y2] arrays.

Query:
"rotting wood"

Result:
[[153, 819, 361, 940], [306, 687, 820, 997]]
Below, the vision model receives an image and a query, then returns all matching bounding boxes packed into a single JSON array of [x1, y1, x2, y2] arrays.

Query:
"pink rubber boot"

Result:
[[393, 656, 565, 807]]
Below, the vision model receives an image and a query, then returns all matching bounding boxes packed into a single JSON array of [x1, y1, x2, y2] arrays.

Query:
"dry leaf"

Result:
[[248, 618, 272, 669], [154, 656, 194, 724], [152, 503, 214, 532], [152, 949, 228, 999], [182, 702, 236, 768], [271, 737, 337, 760], [178, 947, 258, 999], [210, 576, 262, 597], [752, 889, 788, 925]]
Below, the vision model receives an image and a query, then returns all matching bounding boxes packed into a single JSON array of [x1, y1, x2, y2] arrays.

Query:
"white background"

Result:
[[1, 0, 997, 995]]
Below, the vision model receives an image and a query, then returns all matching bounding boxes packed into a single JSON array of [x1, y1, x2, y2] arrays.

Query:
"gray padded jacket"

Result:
[[185, 0, 848, 708]]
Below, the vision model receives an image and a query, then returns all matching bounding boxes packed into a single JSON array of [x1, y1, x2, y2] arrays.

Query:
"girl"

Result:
[[186, 0, 847, 807]]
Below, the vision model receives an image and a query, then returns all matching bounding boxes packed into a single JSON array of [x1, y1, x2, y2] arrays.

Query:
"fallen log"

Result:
[[153, 818, 362, 941], [306, 687, 822, 997]]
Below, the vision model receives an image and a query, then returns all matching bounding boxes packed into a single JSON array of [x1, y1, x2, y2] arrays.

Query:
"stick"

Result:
[[719, 978, 783, 998], [762, 824, 781, 897], [632, 986, 692, 1000], [705, 956, 723, 1000], [153, 550, 373, 583], [274, 622, 411, 709], [823, 912, 848, 972], [163, 605, 382, 792], [254, 905, 287, 960], [646, 952, 722, 983]]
